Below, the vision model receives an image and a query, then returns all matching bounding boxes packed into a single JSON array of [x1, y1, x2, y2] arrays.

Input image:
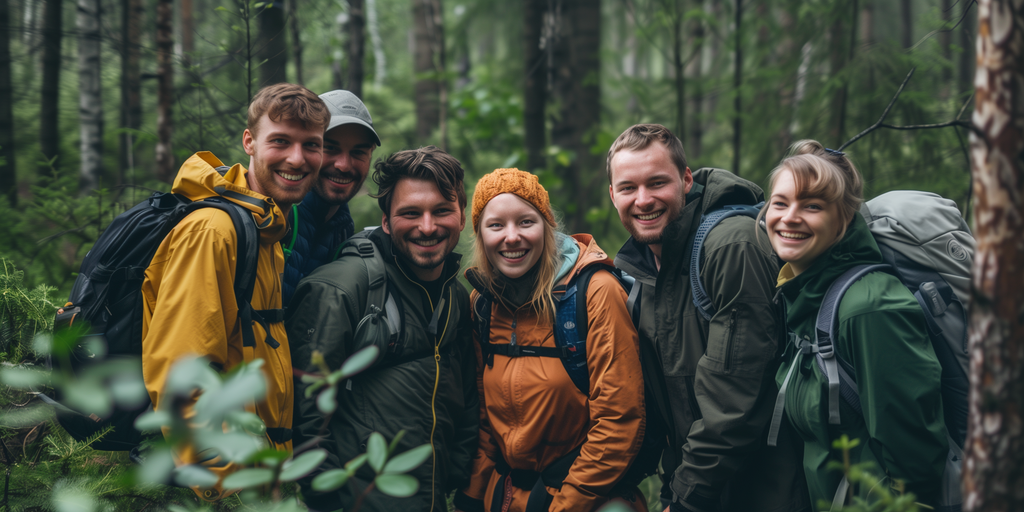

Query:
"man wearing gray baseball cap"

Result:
[[281, 90, 382, 305]]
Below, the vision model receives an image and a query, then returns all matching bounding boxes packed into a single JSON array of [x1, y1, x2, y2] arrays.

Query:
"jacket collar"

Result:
[[171, 151, 288, 243], [297, 190, 353, 231]]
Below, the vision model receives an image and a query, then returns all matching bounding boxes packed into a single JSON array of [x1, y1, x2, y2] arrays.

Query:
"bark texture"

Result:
[[258, 2, 288, 86], [347, 0, 365, 97], [155, 0, 174, 183], [0, 0, 15, 205], [412, 0, 445, 146], [77, 0, 104, 192], [551, 0, 600, 233], [523, 0, 546, 173], [120, 0, 142, 182], [40, 0, 62, 177], [964, 0, 1024, 510]]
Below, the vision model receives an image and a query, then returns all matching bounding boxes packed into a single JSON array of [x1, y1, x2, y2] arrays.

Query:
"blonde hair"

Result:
[[472, 203, 560, 322], [759, 145, 864, 242]]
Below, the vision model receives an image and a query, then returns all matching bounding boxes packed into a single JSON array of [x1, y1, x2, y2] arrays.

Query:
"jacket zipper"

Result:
[[394, 260, 457, 512], [724, 308, 737, 371]]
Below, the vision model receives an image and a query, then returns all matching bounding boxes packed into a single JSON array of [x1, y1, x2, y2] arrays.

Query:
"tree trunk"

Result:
[[688, 3, 705, 159], [941, 0, 953, 91], [77, 0, 103, 192], [412, 0, 445, 145], [524, 0, 546, 173], [551, 0, 600, 233], [155, 0, 174, 183], [959, 3, 976, 97], [900, 0, 912, 49], [258, 2, 288, 86], [367, 0, 385, 88], [963, 0, 1024, 508], [39, 0, 62, 177], [120, 0, 142, 184], [289, 0, 302, 84], [347, 0, 365, 97], [732, 0, 742, 175], [181, 0, 193, 66], [673, 0, 686, 145], [830, 0, 858, 147], [0, 0, 15, 205]]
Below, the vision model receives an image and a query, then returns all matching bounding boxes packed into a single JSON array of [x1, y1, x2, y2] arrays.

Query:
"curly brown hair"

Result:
[[372, 146, 467, 218]]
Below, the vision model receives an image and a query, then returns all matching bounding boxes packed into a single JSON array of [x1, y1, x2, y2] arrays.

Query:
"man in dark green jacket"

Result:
[[607, 124, 808, 512], [287, 146, 478, 512]]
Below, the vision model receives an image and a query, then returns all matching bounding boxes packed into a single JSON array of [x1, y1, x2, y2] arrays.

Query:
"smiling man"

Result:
[[142, 83, 329, 499], [281, 90, 381, 305], [607, 124, 809, 512], [287, 146, 478, 512]]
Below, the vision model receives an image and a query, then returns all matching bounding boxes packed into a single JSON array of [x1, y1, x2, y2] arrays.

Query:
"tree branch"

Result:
[[839, 70, 984, 151]]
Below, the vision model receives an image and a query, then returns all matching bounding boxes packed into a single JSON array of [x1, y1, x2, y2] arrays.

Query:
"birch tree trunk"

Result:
[[0, 0, 15, 205], [120, 0, 142, 184], [964, 0, 1024, 509], [77, 0, 104, 192], [40, 0, 62, 177], [347, 0, 365, 97], [155, 0, 174, 183], [367, 0, 385, 88]]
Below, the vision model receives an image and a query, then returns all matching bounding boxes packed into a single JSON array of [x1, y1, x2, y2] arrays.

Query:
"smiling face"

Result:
[[315, 124, 376, 206], [478, 193, 546, 279], [382, 177, 466, 281], [608, 142, 693, 257], [242, 114, 324, 210], [766, 168, 845, 275]]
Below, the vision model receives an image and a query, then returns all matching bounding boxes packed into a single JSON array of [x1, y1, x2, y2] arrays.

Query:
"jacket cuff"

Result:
[[677, 487, 719, 512], [453, 491, 485, 512]]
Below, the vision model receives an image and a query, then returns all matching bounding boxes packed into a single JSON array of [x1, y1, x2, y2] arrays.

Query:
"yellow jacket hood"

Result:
[[172, 151, 289, 243]]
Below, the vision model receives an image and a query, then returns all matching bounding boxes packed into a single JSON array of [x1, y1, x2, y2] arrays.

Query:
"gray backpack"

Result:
[[770, 191, 972, 512]]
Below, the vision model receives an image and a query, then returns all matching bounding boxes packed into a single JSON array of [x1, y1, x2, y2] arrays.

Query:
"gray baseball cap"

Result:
[[318, 89, 381, 146]]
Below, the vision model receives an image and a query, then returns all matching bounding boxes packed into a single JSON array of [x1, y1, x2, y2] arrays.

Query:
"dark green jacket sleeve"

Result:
[[286, 268, 367, 507], [839, 289, 947, 502], [674, 223, 781, 507]]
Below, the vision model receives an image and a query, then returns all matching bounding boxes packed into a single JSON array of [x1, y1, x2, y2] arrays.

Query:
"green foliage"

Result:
[[0, 259, 59, 362], [827, 435, 924, 512]]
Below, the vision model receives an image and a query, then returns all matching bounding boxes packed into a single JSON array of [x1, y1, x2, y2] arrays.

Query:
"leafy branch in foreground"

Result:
[[826, 435, 925, 512]]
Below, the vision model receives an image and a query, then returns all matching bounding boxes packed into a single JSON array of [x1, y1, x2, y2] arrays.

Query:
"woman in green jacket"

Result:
[[763, 141, 948, 509]]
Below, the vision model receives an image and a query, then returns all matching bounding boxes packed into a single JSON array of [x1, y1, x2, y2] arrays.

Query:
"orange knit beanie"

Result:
[[471, 168, 555, 231]]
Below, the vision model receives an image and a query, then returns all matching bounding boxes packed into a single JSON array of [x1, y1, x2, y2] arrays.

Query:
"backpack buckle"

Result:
[[357, 243, 374, 257]]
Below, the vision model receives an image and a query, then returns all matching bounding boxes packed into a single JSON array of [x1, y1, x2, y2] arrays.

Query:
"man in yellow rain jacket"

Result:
[[140, 83, 330, 500]]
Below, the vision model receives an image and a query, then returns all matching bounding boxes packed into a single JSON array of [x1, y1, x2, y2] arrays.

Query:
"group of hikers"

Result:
[[76, 82, 964, 512]]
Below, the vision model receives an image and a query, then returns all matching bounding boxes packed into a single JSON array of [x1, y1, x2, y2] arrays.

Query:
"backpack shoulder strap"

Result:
[[339, 233, 401, 340], [555, 264, 624, 396], [472, 293, 495, 366], [813, 263, 892, 424], [191, 196, 277, 350], [690, 203, 764, 320]]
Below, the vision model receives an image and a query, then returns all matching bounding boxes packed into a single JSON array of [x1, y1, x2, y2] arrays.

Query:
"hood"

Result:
[[690, 167, 765, 216], [557, 233, 615, 287], [778, 212, 882, 329], [172, 152, 289, 243]]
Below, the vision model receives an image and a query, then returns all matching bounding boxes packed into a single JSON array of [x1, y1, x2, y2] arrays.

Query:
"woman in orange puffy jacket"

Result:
[[453, 168, 648, 512]]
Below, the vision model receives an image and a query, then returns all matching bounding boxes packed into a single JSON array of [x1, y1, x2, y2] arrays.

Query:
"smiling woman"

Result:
[[764, 141, 950, 508], [456, 168, 648, 512]]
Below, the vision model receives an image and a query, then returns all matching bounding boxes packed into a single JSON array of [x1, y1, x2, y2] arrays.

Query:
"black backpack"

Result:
[[47, 170, 282, 451], [473, 263, 668, 496]]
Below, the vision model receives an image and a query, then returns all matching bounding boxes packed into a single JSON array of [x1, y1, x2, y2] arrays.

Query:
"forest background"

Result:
[[0, 0, 978, 295], [0, 0, 986, 509]]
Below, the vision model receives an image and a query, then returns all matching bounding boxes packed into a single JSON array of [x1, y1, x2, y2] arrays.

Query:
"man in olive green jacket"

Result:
[[287, 146, 478, 512], [607, 124, 808, 512]]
